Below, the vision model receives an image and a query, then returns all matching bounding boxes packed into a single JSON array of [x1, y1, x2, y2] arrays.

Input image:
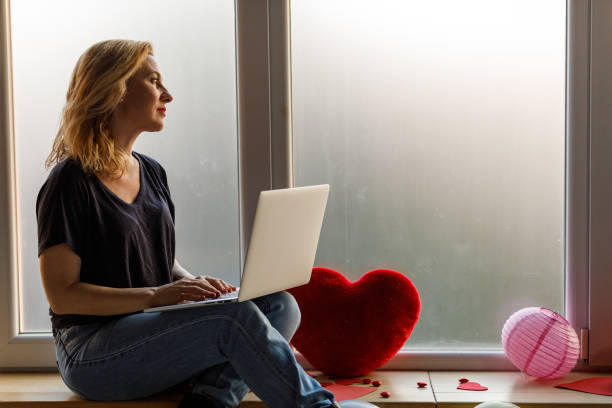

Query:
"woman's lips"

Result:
[[157, 108, 166, 116]]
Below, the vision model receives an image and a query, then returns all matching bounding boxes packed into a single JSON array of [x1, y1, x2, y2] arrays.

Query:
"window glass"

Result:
[[291, 0, 565, 349], [12, 0, 239, 332]]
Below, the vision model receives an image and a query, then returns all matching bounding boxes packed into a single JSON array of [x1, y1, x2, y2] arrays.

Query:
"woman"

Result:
[[37, 40, 376, 408]]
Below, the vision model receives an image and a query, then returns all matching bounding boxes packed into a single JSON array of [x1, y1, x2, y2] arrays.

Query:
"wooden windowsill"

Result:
[[1, 370, 612, 407]]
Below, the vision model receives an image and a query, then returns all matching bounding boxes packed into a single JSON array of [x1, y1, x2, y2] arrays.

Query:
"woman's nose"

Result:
[[161, 89, 173, 103]]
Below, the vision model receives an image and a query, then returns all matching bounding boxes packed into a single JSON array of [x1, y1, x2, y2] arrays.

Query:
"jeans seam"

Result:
[[66, 314, 227, 366], [225, 314, 301, 406], [55, 340, 83, 396], [59, 325, 102, 359]]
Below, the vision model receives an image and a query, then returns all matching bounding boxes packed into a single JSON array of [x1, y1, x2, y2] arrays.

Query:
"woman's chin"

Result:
[[146, 122, 165, 132]]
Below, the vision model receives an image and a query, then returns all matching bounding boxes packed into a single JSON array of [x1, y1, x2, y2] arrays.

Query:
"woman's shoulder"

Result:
[[133, 151, 168, 182], [37, 159, 91, 208], [133, 152, 171, 193], [46, 158, 90, 186]]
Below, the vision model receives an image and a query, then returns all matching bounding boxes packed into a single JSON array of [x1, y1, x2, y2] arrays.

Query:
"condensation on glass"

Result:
[[291, 0, 565, 349], [11, 0, 239, 332]]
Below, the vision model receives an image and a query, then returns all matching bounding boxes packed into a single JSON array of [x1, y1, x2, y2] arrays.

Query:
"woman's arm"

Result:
[[172, 259, 195, 280], [172, 259, 237, 294], [39, 244, 223, 315]]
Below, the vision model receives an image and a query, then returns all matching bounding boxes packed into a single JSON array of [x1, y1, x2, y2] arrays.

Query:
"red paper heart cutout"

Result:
[[556, 377, 612, 396], [287, 267, 421, 377], [457, 382, 488, 391]]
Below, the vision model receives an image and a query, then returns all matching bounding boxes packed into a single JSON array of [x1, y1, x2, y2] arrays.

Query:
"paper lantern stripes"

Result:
[[502, 307, 579, 379], [503, 319, 578, 378]]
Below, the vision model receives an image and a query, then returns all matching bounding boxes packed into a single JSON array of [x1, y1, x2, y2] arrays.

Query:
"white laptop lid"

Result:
[[237, 184, 330, 302], [142, 184, 329, 313]]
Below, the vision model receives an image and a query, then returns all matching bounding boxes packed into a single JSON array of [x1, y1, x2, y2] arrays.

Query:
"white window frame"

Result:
[[1, 0, 611, 371], [0, 0, 57, 368]]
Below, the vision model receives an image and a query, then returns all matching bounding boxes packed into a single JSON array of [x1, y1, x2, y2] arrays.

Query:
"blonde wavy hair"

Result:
[[46, 39, 153, 176]]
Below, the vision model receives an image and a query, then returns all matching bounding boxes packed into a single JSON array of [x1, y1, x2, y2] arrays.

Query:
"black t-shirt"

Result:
[[36, 152, 175, 329]]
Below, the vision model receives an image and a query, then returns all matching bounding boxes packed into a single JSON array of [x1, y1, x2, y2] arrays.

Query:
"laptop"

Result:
[[143, 184, 330, 313]]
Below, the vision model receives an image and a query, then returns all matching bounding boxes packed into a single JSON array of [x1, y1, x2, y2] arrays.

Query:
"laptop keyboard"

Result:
[[198, 288, 240, 304], [215, 290, 238, 300]]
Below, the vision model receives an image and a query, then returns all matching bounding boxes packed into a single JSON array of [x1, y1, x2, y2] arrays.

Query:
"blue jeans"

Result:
[[53, 291, 336, 408]]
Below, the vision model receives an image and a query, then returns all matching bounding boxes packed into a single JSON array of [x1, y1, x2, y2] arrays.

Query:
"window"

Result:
[[0, 0, 240, 366], [10, 0, 239, 333], [1, 0, 611, 369], [291, 0, 565, 350]]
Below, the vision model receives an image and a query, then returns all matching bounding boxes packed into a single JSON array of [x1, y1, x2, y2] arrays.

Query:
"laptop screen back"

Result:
[[238, 184, 330, 301]]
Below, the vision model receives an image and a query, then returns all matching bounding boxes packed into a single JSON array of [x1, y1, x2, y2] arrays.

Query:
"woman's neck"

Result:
[[108, 115, 141, 155]]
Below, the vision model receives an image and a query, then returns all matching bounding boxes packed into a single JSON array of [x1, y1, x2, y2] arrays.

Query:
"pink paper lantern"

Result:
[[501, 307, 579, 379]]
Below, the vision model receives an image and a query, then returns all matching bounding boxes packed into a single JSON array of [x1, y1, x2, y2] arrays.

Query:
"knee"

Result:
[[229, 299, 281, 335], [233, 299, 266, 322], [271, 291, 301, 323], [282, 291, 301, 325], [236, 292, 302, 341], [223, 301, 278, 348], [270, 291, 301, 340]]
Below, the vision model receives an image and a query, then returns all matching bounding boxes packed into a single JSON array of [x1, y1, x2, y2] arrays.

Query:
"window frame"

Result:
[[586, 0, 612, 366], [1, 0, 58, 368], [1, 0, 610, 371]]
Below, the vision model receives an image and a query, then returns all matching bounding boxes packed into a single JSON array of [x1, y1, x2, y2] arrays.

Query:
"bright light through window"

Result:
[[291, 0, 566, 349]]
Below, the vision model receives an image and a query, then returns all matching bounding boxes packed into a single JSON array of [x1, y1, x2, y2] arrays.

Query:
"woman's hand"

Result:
[[150, 276, 237, 307], [196, 275, 237, 294]]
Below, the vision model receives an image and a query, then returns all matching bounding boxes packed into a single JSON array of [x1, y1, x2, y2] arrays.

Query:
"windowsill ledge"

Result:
[[1, 371, 612, 407]]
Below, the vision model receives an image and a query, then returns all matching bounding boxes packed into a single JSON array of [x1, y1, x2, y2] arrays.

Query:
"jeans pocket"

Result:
[[59, 326, 80, 350], [57, 323, 102, 358], [52, 328, 62, 346]]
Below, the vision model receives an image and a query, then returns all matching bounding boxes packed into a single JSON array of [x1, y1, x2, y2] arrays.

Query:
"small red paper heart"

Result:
[[288, 268, 421, 377], [457, 382, 488, 391]]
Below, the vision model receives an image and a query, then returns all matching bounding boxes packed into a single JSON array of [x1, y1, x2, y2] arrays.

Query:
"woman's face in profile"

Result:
[[115, 55, 173, 133]]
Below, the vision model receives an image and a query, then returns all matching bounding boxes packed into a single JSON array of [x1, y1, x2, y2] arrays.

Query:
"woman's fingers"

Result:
[[184, 276, 237, 295], [185, 277, 224, 297], [223, 279, 237, 292], [199, 276, 234, 294], [216, 278, 236, 293], [179, 280, 219, 298], [179, 290, 209, 302], [210, 278, 229, 293], [203, 276, 221, 289], [160, 277, 239, 306]]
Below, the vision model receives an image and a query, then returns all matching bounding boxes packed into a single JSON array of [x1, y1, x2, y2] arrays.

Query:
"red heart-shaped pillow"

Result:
[[287, 267, 421, 377]]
